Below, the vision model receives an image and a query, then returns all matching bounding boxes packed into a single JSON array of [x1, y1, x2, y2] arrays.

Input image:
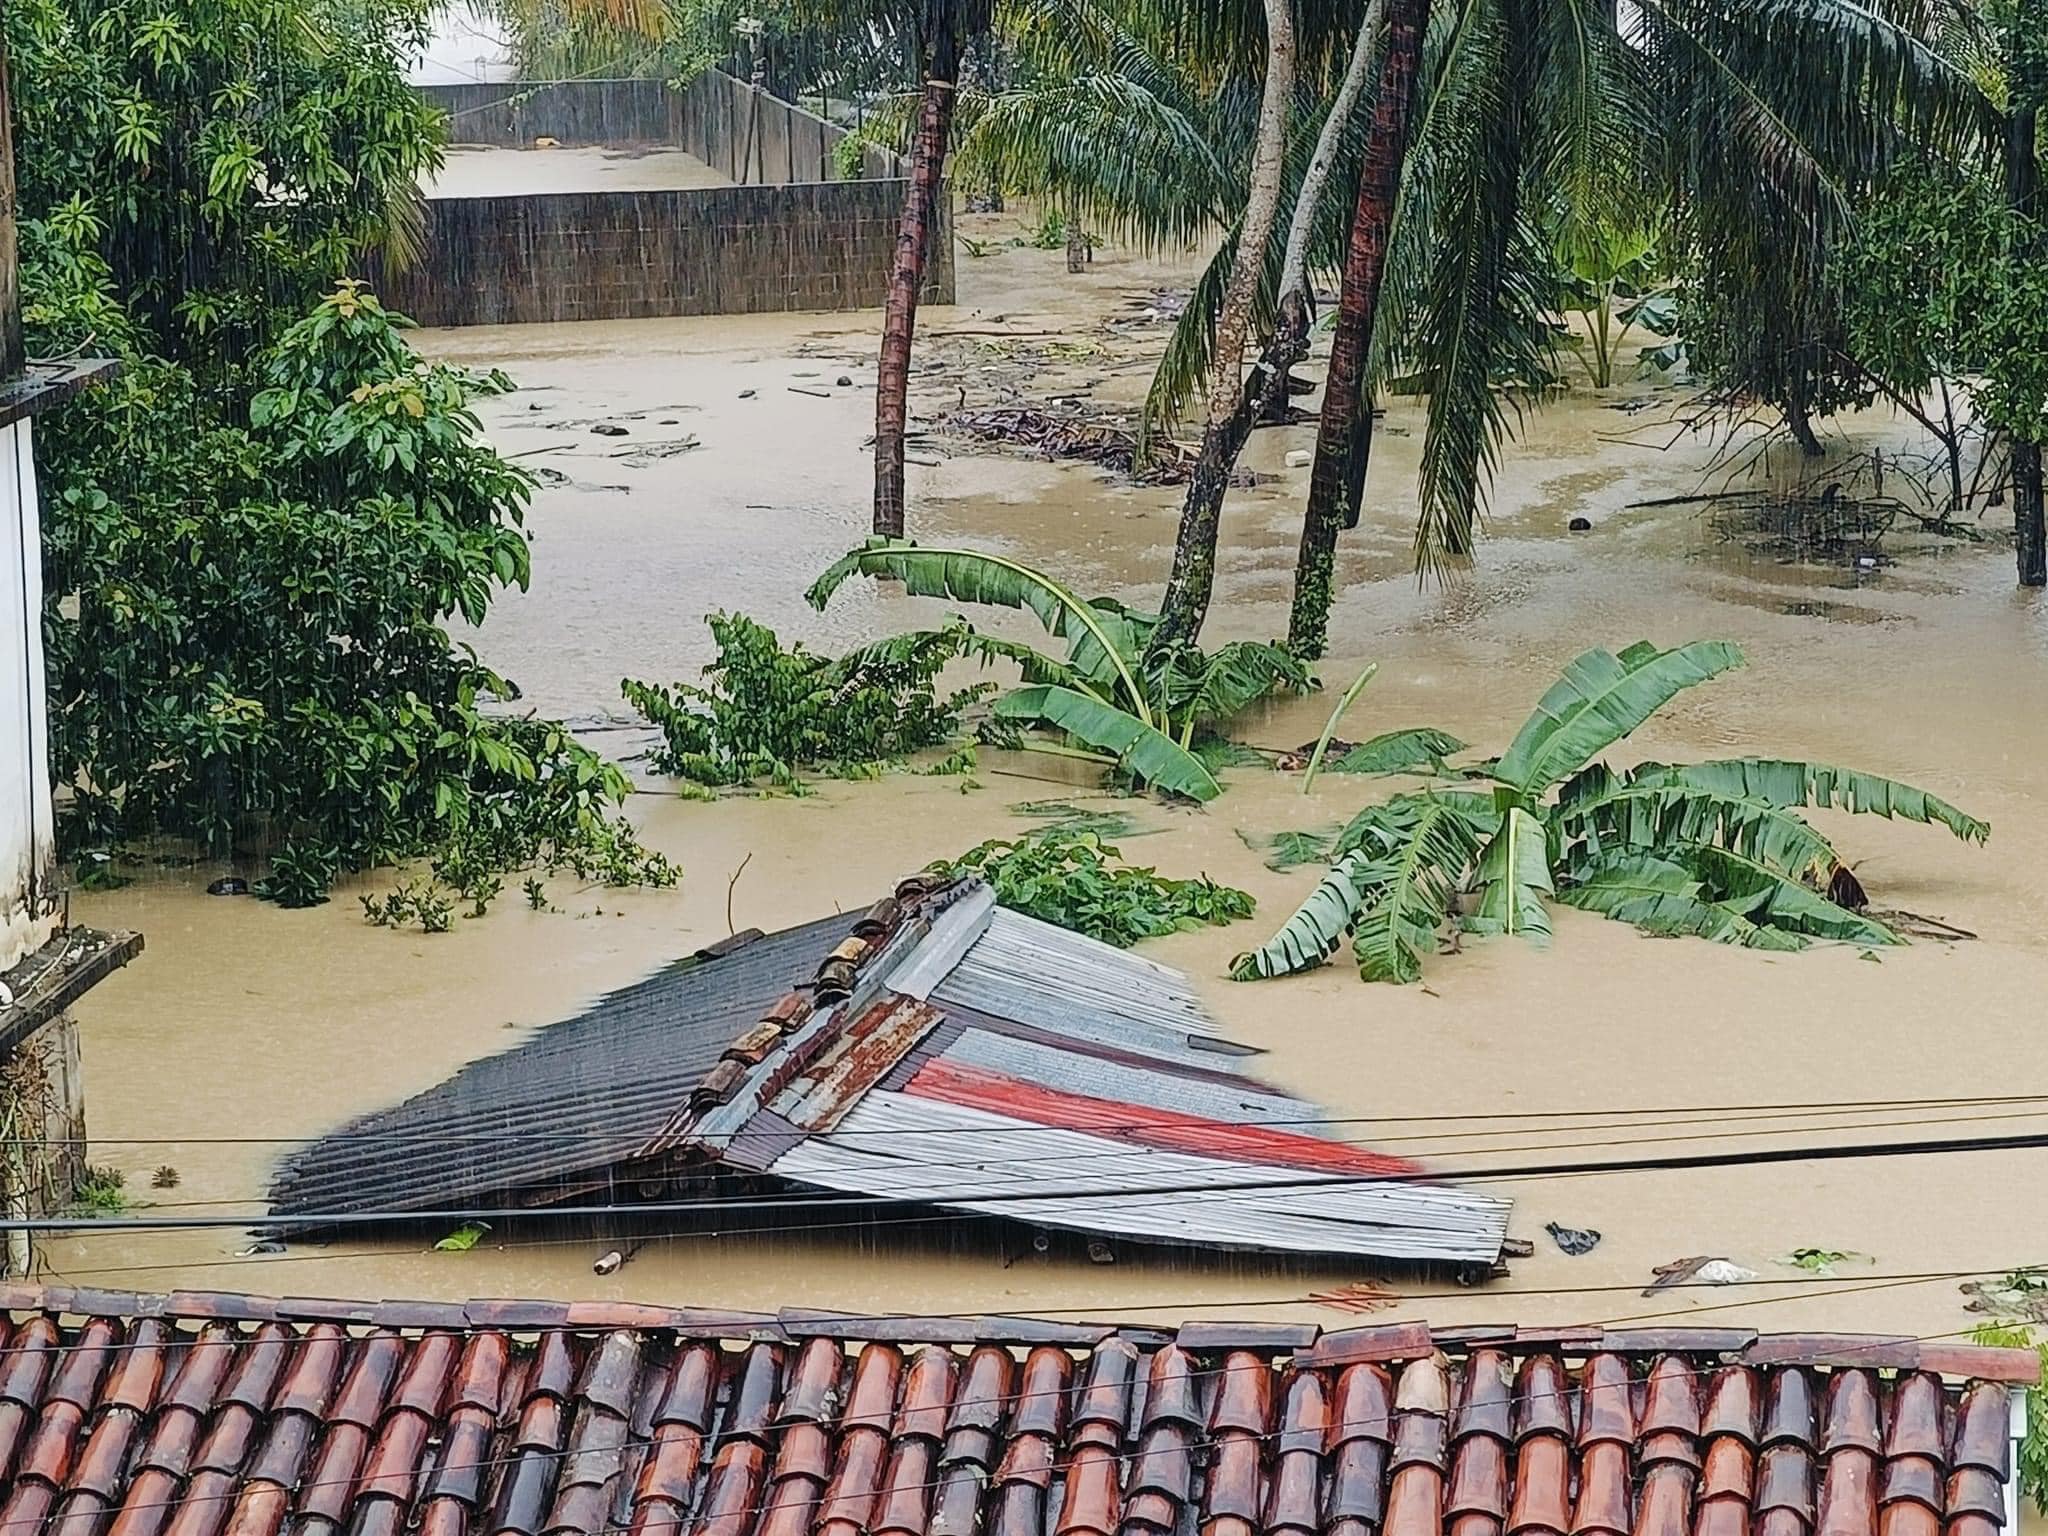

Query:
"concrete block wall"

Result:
[[393, 76, 944, 325], [370, 181, 953, 326]]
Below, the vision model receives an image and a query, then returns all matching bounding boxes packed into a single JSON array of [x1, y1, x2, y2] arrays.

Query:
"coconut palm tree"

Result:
[[872, 0, 994, 537]]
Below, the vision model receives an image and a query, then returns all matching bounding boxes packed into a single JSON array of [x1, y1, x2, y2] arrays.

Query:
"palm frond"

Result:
[[1401, 0, 1556, 576]]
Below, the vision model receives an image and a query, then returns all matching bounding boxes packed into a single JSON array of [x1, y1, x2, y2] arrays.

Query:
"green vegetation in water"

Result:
[[1239, 827, 1342, 871], [623, 613, 1013, 789], [808, 540, 1316, 802], [10, 1, 673, 918], [1235, 641, 1988, 985], [433, 1222, 491, 1252], [1011, 798, 1152, 839], [937, 830, 1255, 949], [70, 1166, 131, 1217]]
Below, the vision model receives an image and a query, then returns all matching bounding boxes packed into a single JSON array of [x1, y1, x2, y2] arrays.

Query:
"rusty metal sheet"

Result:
[[780, 994, 945, 1134]]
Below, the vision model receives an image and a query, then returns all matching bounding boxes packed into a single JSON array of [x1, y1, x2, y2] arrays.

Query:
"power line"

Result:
[[86, 1101, 2048, 1214], [21, 1120, 2048, 1234], [35, 1091, 2048, 1145]]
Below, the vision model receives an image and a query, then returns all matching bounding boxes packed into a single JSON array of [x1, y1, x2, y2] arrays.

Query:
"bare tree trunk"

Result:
[[873, 19, 960, 538], [2008, 25, 2044, 585], [1290, 0, 1429, 658], [1150, 0, 1298, 652]]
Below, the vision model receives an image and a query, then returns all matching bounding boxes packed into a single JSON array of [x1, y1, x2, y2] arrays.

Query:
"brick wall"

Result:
[[369, 180, 953, 326]]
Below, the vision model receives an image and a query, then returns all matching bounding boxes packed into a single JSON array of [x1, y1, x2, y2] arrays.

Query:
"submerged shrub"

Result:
[[623, 614, 997, 787], [938, 830, 1255, 948]]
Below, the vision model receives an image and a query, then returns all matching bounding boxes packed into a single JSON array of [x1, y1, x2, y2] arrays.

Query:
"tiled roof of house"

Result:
[[269, 878, 1511, 1266], [0, 1286, 2030, 1536]]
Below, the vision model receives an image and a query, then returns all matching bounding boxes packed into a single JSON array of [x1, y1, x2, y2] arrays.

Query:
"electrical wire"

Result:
[[28, 1091, 2048, 1145], [18, 1120, 2048, 1233], [88, 1101, 2048, 1214]]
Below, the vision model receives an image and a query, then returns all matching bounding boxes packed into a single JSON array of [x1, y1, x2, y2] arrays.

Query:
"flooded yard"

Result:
[[59, 219, 2048, 1339]]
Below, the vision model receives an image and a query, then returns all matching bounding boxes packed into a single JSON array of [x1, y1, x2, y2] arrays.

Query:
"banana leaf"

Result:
[[1494, 640, 1745, 793], [995, 685, 1222, 801], [1150, 639, 1317, 732], [1467, 806, 1554, 941], [1336, 787, 1499, 856], [807, 541, 1154, 724], [1345, 793, 1490, 984], [1555, 762, 1841, 880], [832, 623, 1086, 693], [1683, 844, 1903, 946], [1329, 727, 1470, 776], [1230, 847, 1378, 979], [1647, 758, 1989, 844], [1554, 852, 1810, 951], [1238, 827, 1344, 871]]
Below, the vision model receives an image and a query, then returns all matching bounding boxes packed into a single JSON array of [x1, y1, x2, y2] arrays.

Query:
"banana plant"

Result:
[[1232, 641, 1989, 984], [807, 539, 1314, 801]]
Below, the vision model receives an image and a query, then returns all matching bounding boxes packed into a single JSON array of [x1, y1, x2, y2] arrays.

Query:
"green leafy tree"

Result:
[[11, 0, 673, 910], [1840, 169, 2048, 529], [7, 0, 442, 387], [1233, 641, 1987, 984]]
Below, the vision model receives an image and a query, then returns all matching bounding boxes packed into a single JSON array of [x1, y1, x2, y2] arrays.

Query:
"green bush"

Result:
[[13, 0, 675, 914], [623, 614, 996, 787], [937, 830, 1255, 948]]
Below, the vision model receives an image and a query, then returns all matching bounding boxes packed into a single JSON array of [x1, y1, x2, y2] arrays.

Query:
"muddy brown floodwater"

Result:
[[423, 143, 731, 197], [61, 216, 2048, 1346]]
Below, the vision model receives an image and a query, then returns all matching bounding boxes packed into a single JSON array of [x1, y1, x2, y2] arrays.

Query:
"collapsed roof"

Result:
[[269, 876, 1511, 1266], [0, 1284, 2031, 1536]]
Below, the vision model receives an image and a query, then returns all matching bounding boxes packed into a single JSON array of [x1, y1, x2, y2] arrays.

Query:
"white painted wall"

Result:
[[1, 418, 56, 972]]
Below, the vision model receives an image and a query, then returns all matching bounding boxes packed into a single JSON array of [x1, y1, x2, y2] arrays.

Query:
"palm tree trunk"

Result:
[[873, 16, 961, 538], [1151, 0, 1297, 652], [2007, 21, 2044, 585], [1289, 0, 1429, 659]]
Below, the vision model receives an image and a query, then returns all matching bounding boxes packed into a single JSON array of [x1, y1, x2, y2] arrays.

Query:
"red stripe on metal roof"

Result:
[[901, 1058, 1422, 1177]]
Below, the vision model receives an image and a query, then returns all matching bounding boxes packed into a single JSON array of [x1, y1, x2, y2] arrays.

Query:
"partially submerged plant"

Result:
[[623, 612, 1014, 789], [938, 830, 1254, 949], [807, 539, 1315, 801], [1233, 641, 1987, 984]]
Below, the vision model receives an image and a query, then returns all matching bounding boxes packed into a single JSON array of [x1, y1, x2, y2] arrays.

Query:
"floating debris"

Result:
[[1545, 1221, 1602, 1256], [941, 406, 1212, 485]]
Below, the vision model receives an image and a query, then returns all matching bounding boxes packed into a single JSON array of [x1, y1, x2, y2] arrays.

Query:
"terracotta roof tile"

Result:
[[0, 1297, 2022, 1536], [1886, 1376, 1949, 1462], [1637, 1463, 1696, 1536], [1507, 1429, 1568, 1536], [1327, 1436, 1390, 1525]]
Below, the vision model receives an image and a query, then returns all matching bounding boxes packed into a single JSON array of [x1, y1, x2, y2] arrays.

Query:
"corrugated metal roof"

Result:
[[266, 915, 851, 1219], [773, 1092, 1513, 1261], [267, 878, 1512, 1269]]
